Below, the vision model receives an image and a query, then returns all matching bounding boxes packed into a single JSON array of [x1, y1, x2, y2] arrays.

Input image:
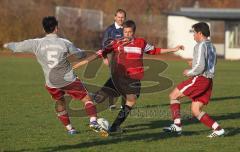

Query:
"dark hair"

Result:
[[192, 22, 210, 37], [115, 9, 126, 18], [123, 20, 136, 33], [42, 16, 58, 34]]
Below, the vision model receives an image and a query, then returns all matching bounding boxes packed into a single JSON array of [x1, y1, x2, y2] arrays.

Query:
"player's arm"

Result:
[[101, 27, 114, 65], [160, 45, 184, 53], [102, 28, 111, 48], [3, 39, 38, 53], [144, 43, 184, 55], [63, 38, 86, 59], [184, 45, 206, 77]]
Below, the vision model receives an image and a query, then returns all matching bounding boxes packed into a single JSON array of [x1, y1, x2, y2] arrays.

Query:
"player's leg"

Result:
[[64, 79, 108, 137], [80, 94, 109, 137], [192, 77, 224, 137], [45, 86, 76, 134], [192, 102, 224, 138], [93, 78, 120, 110], [55, 98, 77, 134], [109, 94, 137, 133], [163, 87, 185, 134]]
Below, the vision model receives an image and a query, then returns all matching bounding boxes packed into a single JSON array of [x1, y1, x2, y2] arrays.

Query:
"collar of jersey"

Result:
[[114, 22, 122, 29], [46, 33, 58, 38]]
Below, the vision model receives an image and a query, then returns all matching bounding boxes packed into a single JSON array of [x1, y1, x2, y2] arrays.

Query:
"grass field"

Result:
[[0, 54, 240, 152]]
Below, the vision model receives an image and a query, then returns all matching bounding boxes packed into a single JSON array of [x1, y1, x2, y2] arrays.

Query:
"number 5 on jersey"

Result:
[[47, 51, 58, 68]]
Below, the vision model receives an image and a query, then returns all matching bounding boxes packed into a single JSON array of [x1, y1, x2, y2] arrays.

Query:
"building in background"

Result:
[[167, 7, 240, 60]]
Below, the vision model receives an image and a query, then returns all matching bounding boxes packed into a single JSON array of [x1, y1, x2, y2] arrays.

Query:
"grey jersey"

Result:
[[187, 39, 216, 78], [6, 34, 86, 88]]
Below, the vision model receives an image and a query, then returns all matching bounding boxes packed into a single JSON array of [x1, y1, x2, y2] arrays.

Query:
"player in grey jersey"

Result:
[[163, 22, 224, 138], [3, 16, 108, 137]]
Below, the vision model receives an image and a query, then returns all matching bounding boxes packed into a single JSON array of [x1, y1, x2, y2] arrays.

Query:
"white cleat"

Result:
[[163, 124, 182, 135], [207, 129, 225, 138]]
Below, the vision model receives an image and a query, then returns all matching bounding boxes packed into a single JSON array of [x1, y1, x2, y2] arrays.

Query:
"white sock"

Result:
[[212, 122, 219, 130], [174, 118, 181, 125], [66, 124, 73, 131], [90, 117, 97, 123]]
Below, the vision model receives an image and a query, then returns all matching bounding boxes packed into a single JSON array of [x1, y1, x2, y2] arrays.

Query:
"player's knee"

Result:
[[55, 100, 66, 112], [55, 104, 65, 112], [81, 95, 92, 102], [169, 92, 177, 100], [191, 106, 201, 117]]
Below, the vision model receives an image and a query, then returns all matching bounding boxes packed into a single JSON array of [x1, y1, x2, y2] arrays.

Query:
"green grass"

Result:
[[0, 55, 240, 152]]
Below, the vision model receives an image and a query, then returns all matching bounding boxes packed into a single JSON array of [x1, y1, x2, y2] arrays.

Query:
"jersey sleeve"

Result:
[[102, 28, 111, 48], [62, 38, 86, 59], [187, 43, 206, 76], [144, 43, 161, 55], [5, 39, 38, 53], [101, 39, 116, 58]]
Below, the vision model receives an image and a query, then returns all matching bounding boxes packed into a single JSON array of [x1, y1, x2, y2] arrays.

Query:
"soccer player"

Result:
[[93, 9, 127, 110], [3, 16, 108, 136], [98, 20, 184, 133], [163, 22, 225, 138]]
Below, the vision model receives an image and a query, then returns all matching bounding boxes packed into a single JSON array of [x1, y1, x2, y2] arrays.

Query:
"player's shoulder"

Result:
[[59, 38, 72, 44], [105, 24, 115, 32], [200, 40, 214, 48]]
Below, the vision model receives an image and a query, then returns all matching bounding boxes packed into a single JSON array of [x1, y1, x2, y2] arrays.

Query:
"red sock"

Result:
[[57, 111, 70, 126], [85, 101, 97, 118], [198, 112, 221, 130], [170, 101, 181, 126]]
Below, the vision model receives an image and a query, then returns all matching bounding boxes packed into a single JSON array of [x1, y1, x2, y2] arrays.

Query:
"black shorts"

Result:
[[101, 76, 141, 98]]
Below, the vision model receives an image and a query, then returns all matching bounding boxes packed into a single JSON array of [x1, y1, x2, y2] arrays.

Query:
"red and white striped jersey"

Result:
[[102, 37, 161, 80]]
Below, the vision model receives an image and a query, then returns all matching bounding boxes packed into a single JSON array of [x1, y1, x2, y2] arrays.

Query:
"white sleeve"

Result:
[[5, 39, 38, 53], [61, 38, 86, 59]]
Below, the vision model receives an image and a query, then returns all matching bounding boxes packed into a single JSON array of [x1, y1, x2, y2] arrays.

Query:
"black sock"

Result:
[[121, 96, 126, 107], [111, 105, 132, 129]]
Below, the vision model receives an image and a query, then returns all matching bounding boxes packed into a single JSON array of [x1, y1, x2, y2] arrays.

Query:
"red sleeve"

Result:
[[145, 48, 161, 55], [101, 40, 117, 58]]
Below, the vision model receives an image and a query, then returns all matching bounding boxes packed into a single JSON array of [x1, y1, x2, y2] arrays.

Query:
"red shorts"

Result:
[[177, 76, 213, 105], [45, 79, 87, 101]]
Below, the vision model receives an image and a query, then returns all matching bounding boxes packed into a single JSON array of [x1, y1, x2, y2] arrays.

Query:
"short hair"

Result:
[[42, 16, 58, 34], [192, 22, 210, 37], [123, 20, 136, 33], [115, 9, 126, 18]]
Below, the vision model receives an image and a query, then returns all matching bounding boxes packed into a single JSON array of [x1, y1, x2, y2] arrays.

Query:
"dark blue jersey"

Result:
[[102, 23, 123, 48]]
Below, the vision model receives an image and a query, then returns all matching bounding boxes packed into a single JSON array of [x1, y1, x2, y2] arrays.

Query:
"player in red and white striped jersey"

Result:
[[99, 20, 184, 133]]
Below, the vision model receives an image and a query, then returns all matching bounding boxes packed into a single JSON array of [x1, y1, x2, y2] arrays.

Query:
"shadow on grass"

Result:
[[10, 130, 201, 152], [125, 112, 240, 132], [160, 95, 240, 107], [8, 112, 240, 152]]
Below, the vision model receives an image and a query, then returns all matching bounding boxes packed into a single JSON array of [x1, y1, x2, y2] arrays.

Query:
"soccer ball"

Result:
[[97, 118, 110, 131]]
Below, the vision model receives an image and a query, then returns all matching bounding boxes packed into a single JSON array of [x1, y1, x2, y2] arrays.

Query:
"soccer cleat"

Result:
[[163, 124, 182, 135], [89, 121, 109, 137], [67, 128, 77, 135], [207, 129, 225, 138]]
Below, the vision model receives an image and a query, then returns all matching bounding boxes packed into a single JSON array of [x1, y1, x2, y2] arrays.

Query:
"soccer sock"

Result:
[[170, 99, 181, 126], [84, 101, 97, 122], [111, 105, 132, 129], [57, 110, 72, 130], [197, 111, 221, 130]]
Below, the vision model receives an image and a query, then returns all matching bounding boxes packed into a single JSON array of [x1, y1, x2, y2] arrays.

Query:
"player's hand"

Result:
[[175, 45, 184, 51], [96, 49, 103, 58], [183, 69, 190, 77], [3, 43, 8, 48]]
